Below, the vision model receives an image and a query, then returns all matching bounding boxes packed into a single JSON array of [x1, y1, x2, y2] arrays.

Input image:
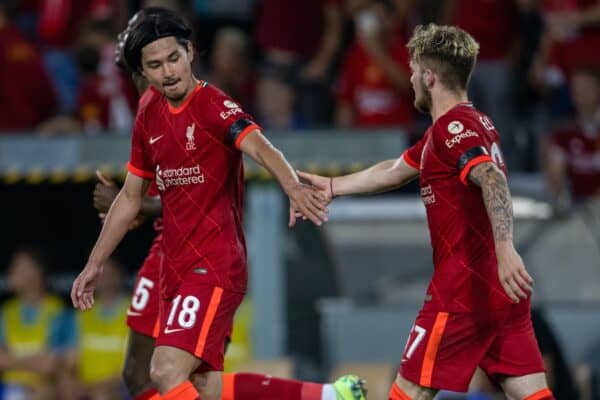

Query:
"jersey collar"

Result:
[[167, 80, 206, 114]]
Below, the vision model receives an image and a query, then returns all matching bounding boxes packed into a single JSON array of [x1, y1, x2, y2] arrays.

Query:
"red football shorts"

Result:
[[399, 302, 545, 392], [126, 236, 162, 338], [155, 276, 244, 373]]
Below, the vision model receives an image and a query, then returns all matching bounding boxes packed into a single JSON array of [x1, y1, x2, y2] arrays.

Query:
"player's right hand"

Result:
[[496, 243, 534, 303], [287, 182, 329, 227], [296, 171, 335, 203], [71, 262, 103, 310], [94, 170, 119, 213]]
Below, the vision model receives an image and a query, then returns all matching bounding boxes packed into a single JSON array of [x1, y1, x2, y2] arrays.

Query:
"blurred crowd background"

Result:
[[1, 0, 600, 399]]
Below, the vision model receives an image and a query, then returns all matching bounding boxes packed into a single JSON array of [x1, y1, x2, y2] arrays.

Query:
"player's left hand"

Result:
[[71, 262, 103, 311], [496, 243, 534, 303]]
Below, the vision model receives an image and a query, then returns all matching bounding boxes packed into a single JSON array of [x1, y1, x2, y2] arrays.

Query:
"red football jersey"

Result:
[[128, 82, 259, 297], [403, 103, 514, 312], [550, 123, 600, 198]]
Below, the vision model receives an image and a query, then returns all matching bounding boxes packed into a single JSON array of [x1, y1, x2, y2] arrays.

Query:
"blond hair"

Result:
[[407, 23, 479, 91]]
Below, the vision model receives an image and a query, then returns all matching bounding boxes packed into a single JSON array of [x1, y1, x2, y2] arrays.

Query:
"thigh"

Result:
[[155, 281, 244, 372], [399, 310, 496, 393], [480, 304, 545, 380]]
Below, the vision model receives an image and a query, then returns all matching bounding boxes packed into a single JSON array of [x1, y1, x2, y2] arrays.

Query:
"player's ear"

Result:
[[424, 69, 434, 89], [187, 41, 194, 64]]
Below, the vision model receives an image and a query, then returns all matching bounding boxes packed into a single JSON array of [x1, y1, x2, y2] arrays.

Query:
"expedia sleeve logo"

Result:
[[445, 130, 479, 148], [220, 100, 244, 120], [156, 164, 205, 191]]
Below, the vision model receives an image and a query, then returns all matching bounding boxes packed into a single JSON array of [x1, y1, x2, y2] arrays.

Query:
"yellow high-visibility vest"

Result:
[[2, 295, 63, 387], [224, 299, 253, 372], [76, 297, 129, 384]]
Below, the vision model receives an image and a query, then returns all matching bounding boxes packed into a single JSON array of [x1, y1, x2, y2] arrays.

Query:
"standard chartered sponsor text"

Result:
[[158, 164, 205, 189]]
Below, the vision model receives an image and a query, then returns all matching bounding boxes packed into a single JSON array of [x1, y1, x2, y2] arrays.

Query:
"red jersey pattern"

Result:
[[403, 103, 514, 312], [550, 123, 600, 198], [336, 41, 414, 127], [128, 83, 258, 298]]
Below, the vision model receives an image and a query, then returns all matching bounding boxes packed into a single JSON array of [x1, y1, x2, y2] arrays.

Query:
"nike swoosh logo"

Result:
[[149, 135, 164, 145], [164, 327, 185, 334], [126, 309, 142, 316]]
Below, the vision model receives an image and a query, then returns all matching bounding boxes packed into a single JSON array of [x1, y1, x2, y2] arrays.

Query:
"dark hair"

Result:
[[123, 7, 192, 72]]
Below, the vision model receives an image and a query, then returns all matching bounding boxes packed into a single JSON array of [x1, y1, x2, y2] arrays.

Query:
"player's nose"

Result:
[[162, 63, 175, 78]]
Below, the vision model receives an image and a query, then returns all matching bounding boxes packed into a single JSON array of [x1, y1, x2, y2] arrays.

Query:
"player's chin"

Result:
[[164, 86, 185, 102]]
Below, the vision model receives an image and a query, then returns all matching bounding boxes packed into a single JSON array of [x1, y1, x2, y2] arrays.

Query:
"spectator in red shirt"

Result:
[[335, 0, 416, 129], [0, 1, 58, 132], [539, 0, 600, 80], [527, 0, 600, 124], [75, 18, 137, 134], [36, 0, 128, 114], [255, 0, 344, 127], [545, 66, 600, 211]]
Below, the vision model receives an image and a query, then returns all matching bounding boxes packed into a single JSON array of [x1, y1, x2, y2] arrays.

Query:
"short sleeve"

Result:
[[200, 85, 261, 150], [433, 117, 493, 184], [128, 111, 155, 179], [402, 134, 427, 170]]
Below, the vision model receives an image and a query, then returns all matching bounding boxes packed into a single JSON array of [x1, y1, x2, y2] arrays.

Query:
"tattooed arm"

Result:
[[469, 162, 534, 303], [469, 162, 513, 242]]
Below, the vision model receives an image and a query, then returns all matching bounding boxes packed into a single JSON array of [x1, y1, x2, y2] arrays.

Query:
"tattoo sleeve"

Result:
[[469, 162, 513, 242]]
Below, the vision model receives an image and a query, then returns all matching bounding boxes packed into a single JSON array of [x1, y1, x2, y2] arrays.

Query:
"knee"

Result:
[[150, 360, 184, 391]]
